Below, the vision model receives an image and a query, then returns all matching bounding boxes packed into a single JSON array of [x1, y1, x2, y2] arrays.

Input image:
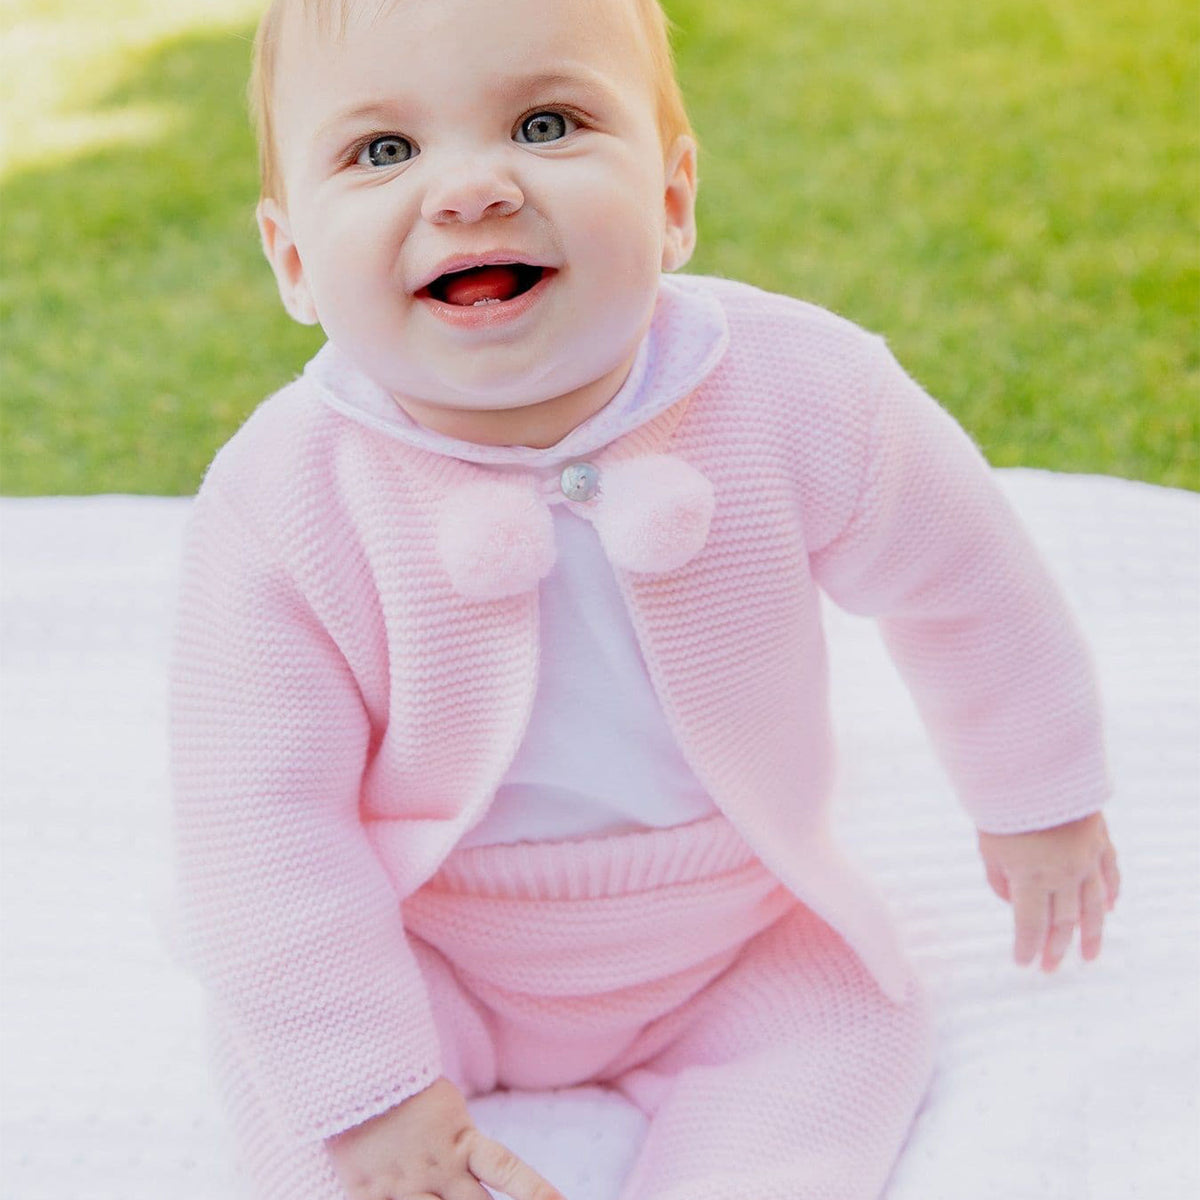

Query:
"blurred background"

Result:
[[1, 0, 1196, 495]]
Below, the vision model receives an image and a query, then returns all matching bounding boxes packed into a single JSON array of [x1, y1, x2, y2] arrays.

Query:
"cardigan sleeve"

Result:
[[168, 486, 443, 1143], [809, 338, 1112, 833]]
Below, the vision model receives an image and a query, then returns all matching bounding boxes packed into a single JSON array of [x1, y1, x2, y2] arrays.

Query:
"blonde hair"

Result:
[[249, 0, 694, 202]]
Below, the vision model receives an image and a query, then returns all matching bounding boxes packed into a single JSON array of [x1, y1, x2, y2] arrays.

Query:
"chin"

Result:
[[440, 368, 580, 410]]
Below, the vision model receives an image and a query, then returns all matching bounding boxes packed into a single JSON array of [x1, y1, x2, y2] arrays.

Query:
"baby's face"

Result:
[[260, 0, 696, 419]]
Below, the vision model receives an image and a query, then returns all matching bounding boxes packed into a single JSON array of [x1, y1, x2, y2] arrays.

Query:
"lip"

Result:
[[415, 266, 557, 330], [412, 250, 555, 296]]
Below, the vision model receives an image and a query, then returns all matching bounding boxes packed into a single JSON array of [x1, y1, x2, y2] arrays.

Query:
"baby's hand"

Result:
[[977, 812, 1120, 972], [326, 1076, 567, 1200]]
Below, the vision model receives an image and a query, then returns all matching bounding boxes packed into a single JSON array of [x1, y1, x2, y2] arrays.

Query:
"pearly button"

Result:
[[560, 461, 600, 502]]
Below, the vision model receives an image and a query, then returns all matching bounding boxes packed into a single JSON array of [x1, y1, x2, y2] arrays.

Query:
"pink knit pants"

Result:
[[214, 814, 934, 1199]]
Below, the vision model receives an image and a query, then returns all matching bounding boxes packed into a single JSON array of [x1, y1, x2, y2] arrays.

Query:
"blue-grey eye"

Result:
[[358, 135, 414, 167], [516, 111, 575, 144]]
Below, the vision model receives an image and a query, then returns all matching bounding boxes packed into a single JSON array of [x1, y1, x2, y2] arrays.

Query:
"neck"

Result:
[[391, 348, 640, 450]]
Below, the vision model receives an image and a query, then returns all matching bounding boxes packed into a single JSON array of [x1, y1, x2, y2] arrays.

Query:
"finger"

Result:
[[1100, 843, 1121, 910], [984, 860, 1011, 902], [443, 1175, 496, 1200], [1042, 886, 1080, 972], [465, 1132, 566, 1200], [1079, 873, 1107, 961], [1011, 883, 1050, 966]]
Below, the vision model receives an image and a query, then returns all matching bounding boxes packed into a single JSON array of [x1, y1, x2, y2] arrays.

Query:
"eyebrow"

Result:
[[313, 65, 622, 145], [315, 101, 403, 144], [498, 67, 622, 104]]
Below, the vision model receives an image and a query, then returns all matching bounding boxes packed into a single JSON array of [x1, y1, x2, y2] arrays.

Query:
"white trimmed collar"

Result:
[[303, 274, 729, 468]]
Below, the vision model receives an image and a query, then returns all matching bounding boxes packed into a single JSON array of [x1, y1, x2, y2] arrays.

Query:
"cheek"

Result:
[[296, 198, 402, 302], [562, 182, 665, 283], [548, 146, 665, 253]]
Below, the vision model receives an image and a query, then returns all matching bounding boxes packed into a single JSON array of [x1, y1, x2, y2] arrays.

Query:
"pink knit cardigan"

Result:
[[168, 274, 1110, 1143]]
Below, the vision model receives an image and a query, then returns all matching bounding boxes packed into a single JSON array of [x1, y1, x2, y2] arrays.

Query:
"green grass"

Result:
[[2, 0, 1197, 494]]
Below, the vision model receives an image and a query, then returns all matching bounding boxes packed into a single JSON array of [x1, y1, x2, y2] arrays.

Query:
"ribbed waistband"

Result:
[[425, 812, 765, 901]]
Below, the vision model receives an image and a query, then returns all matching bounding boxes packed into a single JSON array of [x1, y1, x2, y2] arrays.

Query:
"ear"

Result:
[[257, 197, 320, 326], [660, 135, 698, 273]]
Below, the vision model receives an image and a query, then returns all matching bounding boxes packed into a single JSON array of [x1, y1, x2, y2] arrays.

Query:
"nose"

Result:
[[421, 152, 524, 225]]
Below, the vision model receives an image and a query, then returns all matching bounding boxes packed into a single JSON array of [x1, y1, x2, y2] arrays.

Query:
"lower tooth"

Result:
[[473, 297, 501, 306]]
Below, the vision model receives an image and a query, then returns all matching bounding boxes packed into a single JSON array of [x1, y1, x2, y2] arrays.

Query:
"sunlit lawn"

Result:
[[1, 0, 1196, 493]]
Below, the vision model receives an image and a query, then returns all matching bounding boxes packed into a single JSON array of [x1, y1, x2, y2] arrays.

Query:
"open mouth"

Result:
[[421, 263, 550, 308]]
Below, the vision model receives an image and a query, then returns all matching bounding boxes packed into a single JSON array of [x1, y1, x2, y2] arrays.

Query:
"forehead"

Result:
[[273, 0, 652, 97]]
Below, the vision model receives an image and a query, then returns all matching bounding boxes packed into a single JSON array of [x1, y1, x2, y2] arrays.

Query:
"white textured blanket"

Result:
[[1, 469, 1196, 1199]]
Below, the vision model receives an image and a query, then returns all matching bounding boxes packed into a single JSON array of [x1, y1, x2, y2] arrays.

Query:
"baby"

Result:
[[168, 0, 1122, 1197]]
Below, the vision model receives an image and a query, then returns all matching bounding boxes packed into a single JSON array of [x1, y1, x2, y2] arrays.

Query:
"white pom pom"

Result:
[[592, 455, 715, 574], [436, 480, 556, 599]]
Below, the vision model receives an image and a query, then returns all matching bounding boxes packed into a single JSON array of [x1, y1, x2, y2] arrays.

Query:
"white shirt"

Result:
[[375, 328, 719, 847]]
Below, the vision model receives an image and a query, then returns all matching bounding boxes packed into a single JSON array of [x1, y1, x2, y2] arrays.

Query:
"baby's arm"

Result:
[[977, 811, 1120, 971], [805, 338, 1121, 974], [327, 1077, 566, 1200], [170, 486, 442, 1142]]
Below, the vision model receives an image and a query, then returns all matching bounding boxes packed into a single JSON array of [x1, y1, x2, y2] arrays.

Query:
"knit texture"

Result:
[[210, 814, 934, 1200], [168, 273, 1109, 1145]]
